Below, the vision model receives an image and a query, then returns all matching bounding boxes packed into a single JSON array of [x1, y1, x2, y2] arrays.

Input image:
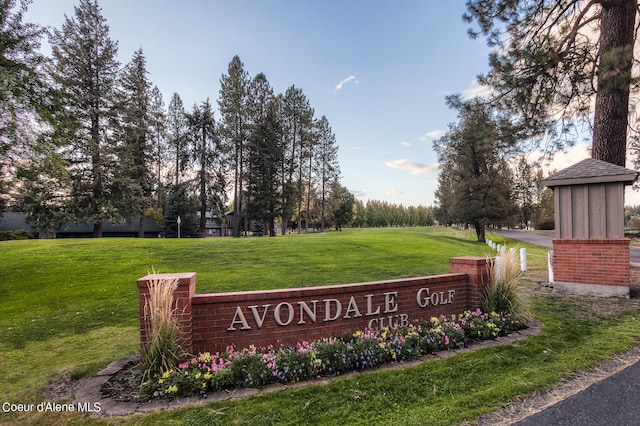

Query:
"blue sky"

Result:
[[29, 1, 629, 206]]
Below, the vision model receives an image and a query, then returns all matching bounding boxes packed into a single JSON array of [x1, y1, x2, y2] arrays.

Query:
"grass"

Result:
[[1, 227, 640, 425]]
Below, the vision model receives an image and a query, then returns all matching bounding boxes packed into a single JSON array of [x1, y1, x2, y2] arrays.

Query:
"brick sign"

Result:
[[137, 257, 489, 354]]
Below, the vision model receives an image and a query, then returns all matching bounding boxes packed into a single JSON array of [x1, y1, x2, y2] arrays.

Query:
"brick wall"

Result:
[[137, 257, 489, 354], [553, 239, 630, 287]]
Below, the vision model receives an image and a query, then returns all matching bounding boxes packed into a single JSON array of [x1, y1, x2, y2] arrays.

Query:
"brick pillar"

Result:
[[136, 272, 196, 354], [552, 239, 630, 297], [449, 256, 490, 310]]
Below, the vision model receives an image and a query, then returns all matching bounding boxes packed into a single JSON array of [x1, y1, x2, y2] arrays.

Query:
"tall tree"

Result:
[[49, 0, 121, 237], [281, 85, 314, 234], [513, 155, 536, 228], [218, 55, 249, 237], [118, 48, 153, 237], [149, 85, 167, 210], [186, 99, 226, 237], [246, 98, 283, 236], [463, 0, 638, 166], [166, 92, 189, 186], [434, 100, 518, 242], [315, 115, 340, 232], [0, 0, 66, 216], [246, 72, 275, 229]]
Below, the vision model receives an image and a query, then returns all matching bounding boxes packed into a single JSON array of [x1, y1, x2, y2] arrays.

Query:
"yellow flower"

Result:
[[161, 371, 171, 379], [166, 385, 178, 394]]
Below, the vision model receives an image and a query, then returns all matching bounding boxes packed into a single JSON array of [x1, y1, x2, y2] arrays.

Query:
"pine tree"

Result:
[[166, 92, 189, 186], [218, 55, 249, 237], [1, 0, 67, 218], [149, 85, 167, 210], [434, 99, 518, 241], [163, 182, 198, 238], [186, 99, 226, 237], [49, 0, 121, 237], [281, 85, 314, 234], [464, 0, 637, 166], [247, 98, 283, 236], [118, 48, 153, 237], [315, 116, 340, 232], [246, 72, 275, 229]]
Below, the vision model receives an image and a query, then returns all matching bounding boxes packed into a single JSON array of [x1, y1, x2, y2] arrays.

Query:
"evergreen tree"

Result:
[[246, 98, 283, 236], [513, 155, 536, 228], [1, 0, 67, 217], [463, 0, 637, 166], [281, 85, 314, 234], [163, 182, 198, 238], [434, 100, 518, 241], [218, 55, 249, 237], [118, 48, 153, 237], [187, 99, 226, 237], [49, 0, 121, 237], [149, 85, 167, 210], [166, 92, 189, 186], [246, 72, 275, 228], [315, 116, 340, 232]]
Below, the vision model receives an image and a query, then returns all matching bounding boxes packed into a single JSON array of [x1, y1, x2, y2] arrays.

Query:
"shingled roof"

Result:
[[542, 158, 638, 187]]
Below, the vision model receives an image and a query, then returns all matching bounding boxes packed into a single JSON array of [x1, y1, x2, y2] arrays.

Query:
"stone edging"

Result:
[[74, 322, 544, 417]]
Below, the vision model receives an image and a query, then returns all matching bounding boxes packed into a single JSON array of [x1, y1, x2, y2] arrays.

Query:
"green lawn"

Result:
[[1, 227, 639, 425]]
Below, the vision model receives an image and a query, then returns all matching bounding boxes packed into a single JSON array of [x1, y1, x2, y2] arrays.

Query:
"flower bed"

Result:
[[154, 309, 523, 398]]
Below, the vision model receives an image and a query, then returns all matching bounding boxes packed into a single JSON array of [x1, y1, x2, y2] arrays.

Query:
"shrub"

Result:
[[139, 274, 186, 395], [0, 230, 35, 241], [484, 248, 533, 324]]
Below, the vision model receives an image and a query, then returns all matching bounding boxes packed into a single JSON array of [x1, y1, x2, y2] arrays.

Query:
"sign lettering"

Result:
[[227, 287, 456, 331]]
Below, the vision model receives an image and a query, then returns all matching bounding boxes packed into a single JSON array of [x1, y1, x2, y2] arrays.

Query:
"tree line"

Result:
[[1, 0, 349, 237], [351, 200, 434, 228]]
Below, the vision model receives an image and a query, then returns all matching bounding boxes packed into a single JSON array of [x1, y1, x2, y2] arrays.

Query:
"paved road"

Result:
[[493, 229, 640, 263], [512, 357, 640, 426], [493, 229, 553, 249], [494, 229, 640, 425]]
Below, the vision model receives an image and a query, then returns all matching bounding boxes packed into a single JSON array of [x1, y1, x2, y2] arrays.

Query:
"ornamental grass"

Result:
[[484, 246, 533, 325], [139, 273, 187, 395]]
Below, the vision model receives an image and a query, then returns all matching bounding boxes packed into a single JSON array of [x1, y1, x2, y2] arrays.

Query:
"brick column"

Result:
[[136, 272, 196, 354], [552, 239, 630, 297], [449, 256, 490, 310]]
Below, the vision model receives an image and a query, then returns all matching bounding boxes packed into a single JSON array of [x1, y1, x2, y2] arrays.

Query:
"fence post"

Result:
[[520, 247, 527, 272]]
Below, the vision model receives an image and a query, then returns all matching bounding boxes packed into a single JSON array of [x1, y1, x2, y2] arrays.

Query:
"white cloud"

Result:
[[400, 141, 411, 148], [335, 75, 358, 91], [420, 130, 446, 141], [387, 189, 405, 196], [384, 159, 439, 176], [351, 189, 369, 198], [462, 80, 492, 100]]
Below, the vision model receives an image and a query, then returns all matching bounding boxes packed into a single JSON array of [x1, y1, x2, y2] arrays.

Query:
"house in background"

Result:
[[0, 212, 161, 238], [203, 212, 234, 237]]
